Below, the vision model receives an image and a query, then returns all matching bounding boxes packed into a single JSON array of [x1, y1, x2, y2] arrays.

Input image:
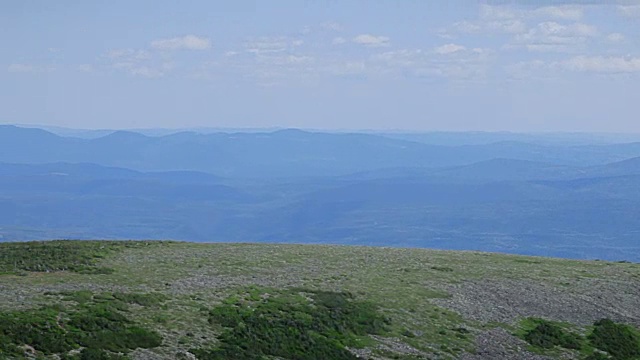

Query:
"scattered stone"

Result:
[[433, 278, 640, 326], [460, 328, 553, 360]]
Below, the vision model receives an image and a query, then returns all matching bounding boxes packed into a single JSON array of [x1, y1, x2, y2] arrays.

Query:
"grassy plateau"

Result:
[[0, 240, 639, 359]]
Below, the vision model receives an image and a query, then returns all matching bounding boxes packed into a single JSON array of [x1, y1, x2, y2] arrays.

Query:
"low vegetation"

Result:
[[522, 318, 582, 350], [0, 291, 165, 359], [520, 317, 640, 360], [1, 241, 639, 359], [589, 319, 640, 360], [191, 287, 390, 360], [0, 240, 168, 275]]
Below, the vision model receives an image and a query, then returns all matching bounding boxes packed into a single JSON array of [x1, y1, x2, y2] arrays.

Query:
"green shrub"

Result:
[[78, 348, 129, 360], [589, 319, 640, 360], [583, 352, 610, 360], [0, 292, 162, 358], [402, 329, 416, 338], [430, 266, 454, 272], [522, 319, 582, 350], [0, 306, 76, 355], [112, 292, 167, 307], [193, 288, 390, 360], [521, 317, 640, 359], [60, 290, 95, 304], [71, 304, 161, 353]]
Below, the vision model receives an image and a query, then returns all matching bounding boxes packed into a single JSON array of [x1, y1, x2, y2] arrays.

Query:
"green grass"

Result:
[[0, 240, 170, 275]]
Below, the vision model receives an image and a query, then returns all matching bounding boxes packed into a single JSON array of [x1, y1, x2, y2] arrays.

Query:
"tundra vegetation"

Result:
[[0, 241, 639, 359], [519, 317, 640, 359]]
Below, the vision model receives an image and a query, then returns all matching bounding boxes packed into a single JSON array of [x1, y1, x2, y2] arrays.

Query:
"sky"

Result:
[[2, 0, 640, 132]]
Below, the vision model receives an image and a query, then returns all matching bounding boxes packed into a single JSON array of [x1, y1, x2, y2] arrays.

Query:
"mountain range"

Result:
[[1, 125, 640, 261]]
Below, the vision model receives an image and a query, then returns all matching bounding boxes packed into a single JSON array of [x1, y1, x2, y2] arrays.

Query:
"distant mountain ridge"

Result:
[[14, 124, 640, 144], [3, 125, 640, 178]]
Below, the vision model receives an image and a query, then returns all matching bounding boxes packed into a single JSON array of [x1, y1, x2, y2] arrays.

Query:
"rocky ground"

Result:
[[433, 277, 640, 326], [460, 328, 555, 360]]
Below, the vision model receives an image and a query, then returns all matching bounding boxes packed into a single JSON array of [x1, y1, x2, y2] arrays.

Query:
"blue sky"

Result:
[[2, 0, 640, 132]]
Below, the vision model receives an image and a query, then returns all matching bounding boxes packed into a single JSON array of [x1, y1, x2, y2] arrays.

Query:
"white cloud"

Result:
[[206, 38, 493, 84], [321, 22, 343, 31], [488, 20, 527, 34], [246, 40, 286, 54], [128, 66, 165, 78], [435, 43, 466, 55], [480, 4, 584, 21], [107, 49, 150, 61], [479, 4, 518, 21], [374, 49, 424, 67], [506, 56, 640, 79], [442, 4, 587, 38], [120, 62, 173, 78], [106, 48, 172, 77], [442, 6, 527, 37], [561, 56, 640, 73], [286, 55, 312, 64], [7, 63, 54, 73], [150, 35, 211, 50], [618, 5, 640, 18], [448, 21, 482, 34], [512, 21, 598, 52], [352, 34, 390, 47], [8, 64, 35, 73], [244, 37, 301, 54], [373, 46, 493, 81], [607, 33, 625, 43], [78, 64, 93, 72], [545, 22, 597, 37], [331, 61, 367, 77], [505, 60, 551, 79], [300, 26, 312, 35], [522, 44, 567, 52], [533, 6, 584, 21], [207, 37, 317, 85], [332, 37, 347, 45], [257, 55, 314, 66]]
